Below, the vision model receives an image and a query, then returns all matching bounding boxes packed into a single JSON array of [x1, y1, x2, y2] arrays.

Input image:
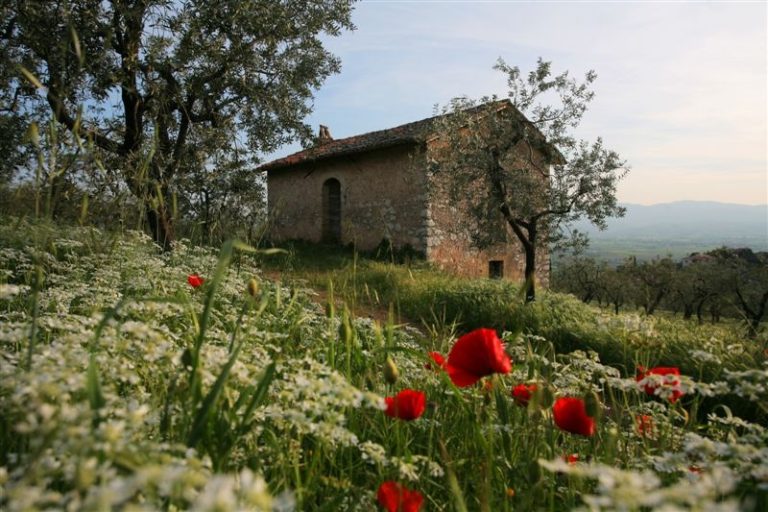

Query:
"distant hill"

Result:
[[568, 201, 768, 263]]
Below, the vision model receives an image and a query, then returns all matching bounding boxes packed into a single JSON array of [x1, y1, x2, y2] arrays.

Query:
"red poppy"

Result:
[[376, 481, 424, 512], [563, 453, 579, 465], [384, 389, 426, 421], [636, 366, 683, 403], [512, 383, 537, 407], [446, 328, 512, 387], [552, 397, 596, 437], [187, 274, 204, 288], [425, 351, 447, 371], [635, 414, 654, 437]]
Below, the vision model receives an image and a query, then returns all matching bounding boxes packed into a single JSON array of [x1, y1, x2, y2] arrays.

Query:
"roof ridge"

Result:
[[258, 99, 517, 173], [317, 98, 511, 145]]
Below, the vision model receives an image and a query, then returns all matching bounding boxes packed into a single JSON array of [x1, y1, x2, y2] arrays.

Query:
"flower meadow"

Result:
[[1, 219, 767, 511]]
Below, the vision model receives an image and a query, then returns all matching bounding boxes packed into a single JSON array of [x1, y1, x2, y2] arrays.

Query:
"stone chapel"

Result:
[[260, 100, 556, 283]]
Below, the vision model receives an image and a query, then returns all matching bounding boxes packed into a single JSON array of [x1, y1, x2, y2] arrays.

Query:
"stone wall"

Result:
[[267, 144, 429, 252], [424, 139, 551, 286]]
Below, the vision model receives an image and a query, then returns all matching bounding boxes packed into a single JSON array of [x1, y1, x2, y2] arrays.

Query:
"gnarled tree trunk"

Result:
[[146, 200, 175, 252]]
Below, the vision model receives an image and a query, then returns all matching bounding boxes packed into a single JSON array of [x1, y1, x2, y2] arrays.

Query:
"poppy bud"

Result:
[[604, 427, 619, 462], [247, 278, 260, 298], [384, 356, 399, 385], [536, 384, 555, 409], [584, 391, 602, 420], [338, 307, 355, 345]]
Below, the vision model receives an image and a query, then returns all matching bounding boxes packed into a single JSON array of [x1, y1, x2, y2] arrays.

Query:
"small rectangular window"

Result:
[[489, 260, 504, 279]]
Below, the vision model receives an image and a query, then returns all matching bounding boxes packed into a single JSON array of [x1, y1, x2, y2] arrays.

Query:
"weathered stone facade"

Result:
[[422, 138, 550, 284], [268, 145, 429, 252], [261, 102, 552, 285]]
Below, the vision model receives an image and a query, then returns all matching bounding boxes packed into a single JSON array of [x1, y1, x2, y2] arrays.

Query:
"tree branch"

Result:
[[522, 139, 550, 179], [531, 192, 579, 222], [500, 203, 533, 250], [118, 0, 146, 154], [46, 87, 121, 154], [734, 286, 756, 319], [164, 94, 194, 181], [198, 64, 228, 86]]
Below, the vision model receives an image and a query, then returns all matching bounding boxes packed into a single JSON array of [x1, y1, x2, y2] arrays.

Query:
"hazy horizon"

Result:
[[619, 200, 768, 207]]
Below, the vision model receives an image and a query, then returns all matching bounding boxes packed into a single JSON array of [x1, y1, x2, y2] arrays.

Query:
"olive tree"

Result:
[[0, 0, 355, 249], [711, 248, 768, 337], [554, 257, 606, 304], [433, 59, 627, 301], [623, 256, 676, 315]]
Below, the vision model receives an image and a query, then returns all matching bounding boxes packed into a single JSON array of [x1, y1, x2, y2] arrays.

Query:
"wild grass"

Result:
[[260, 241, 766, 381], [1, 222, 767, 511]]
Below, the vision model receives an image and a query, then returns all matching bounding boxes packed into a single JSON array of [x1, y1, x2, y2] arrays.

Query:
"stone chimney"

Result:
[[317, 125, 333, 145]]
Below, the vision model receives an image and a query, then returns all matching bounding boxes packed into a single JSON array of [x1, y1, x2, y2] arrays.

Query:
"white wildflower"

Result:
[[0, 284, 27, 300]]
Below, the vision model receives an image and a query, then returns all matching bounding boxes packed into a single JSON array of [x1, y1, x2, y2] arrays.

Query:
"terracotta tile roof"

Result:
[[259, 113, 444, 173], [259, 100, 559, 172]]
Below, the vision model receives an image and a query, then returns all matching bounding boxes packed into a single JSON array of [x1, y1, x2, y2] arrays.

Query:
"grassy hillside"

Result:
[[260, 241, 765, 384], [1, 221, 767, 511]]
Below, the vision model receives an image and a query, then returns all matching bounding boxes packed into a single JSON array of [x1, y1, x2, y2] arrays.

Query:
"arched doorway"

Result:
[[321, 178, 341, 243]]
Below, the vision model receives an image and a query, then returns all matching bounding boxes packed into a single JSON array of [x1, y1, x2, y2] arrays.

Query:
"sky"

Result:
[[263, 0, 767, 206]]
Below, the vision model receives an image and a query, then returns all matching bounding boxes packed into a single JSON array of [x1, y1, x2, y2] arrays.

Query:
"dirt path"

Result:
[[262, 269, 425, 333]]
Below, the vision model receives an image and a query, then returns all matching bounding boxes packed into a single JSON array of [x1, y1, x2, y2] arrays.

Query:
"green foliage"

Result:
[[176, 152, 268, 246], [625, 257, 677, 315], [1, 0, 356, 247], [552, 256, 606, 303], [264, 243, 766, 391], [368, 238, 425, 265], [555, 250, 768, 337], [712, 248, 768, 336], [0, 113, 27, 183]]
